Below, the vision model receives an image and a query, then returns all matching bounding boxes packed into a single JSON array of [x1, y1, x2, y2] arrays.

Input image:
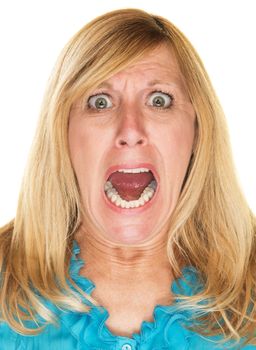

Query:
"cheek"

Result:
[[154, 117, 195, 174], [68, 121, 98, 180], [159, 119, 194, 149], [174, 122, 195, 159], [68, 120, 112, 188], [68, 121, 85, 170]]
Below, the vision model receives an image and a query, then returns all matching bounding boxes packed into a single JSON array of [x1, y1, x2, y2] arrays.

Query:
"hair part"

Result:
[[0, 8, 255, 345]]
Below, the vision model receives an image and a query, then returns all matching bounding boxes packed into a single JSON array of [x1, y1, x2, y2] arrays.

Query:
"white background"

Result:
[[0, 0, 255, 226]]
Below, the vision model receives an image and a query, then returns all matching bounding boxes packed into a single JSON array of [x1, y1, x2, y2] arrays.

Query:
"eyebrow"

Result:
[[147, 79, 177, 86], [148, 79, 186, 91], [96, 79, 186, 92]]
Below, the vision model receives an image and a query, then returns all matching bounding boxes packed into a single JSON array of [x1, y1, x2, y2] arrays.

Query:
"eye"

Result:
[[148, 91, 174, 109], [87, 93, 112, 110]]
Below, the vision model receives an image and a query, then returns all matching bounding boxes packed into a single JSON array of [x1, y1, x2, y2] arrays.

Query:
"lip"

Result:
[[104, 162, 160, 184], [102, 162, 160, 215]]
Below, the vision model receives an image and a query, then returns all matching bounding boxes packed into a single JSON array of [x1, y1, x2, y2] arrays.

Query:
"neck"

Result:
[[75, 225, 173, 285], [75, 225, 176, 333]]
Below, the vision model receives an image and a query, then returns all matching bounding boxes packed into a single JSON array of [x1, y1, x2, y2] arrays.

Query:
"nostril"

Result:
[[119, 139, 144, 146]]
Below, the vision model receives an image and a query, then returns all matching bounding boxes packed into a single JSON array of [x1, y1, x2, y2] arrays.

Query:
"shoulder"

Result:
[[0, 318, 79, 350], [0, 321, 21, 350]]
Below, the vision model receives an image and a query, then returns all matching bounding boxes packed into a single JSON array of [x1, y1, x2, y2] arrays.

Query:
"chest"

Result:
[[104, 303, 155, 337], [92, 288, 173, 337]]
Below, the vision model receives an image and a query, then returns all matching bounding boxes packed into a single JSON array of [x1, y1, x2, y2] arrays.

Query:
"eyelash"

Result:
[[86, 89, 175, 111], [86, 91, 111, 111], [150, 89, 174, 110]]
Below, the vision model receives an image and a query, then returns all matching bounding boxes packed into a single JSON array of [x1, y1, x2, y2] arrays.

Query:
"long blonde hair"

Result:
[[0, 8, 255, 344]]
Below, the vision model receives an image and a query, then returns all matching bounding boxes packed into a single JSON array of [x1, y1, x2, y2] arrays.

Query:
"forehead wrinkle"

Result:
[[95, 76, 188, 99], [99, 62, 180, 82], [93, 43, 188, 92], [94, 55, 187, 94]]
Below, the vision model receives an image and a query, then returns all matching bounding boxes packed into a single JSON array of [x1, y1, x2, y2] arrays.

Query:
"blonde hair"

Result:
[[0, 8, 255, 345]]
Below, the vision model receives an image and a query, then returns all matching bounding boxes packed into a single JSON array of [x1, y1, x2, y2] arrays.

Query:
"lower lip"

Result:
[[102, 184, 159, 215]]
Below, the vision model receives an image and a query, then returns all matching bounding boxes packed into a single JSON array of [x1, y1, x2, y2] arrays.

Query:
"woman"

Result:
[[0, 8, 255, 349]]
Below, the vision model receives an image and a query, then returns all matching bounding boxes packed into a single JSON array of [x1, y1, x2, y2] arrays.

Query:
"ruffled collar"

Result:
[[61, 240, 203, 347]]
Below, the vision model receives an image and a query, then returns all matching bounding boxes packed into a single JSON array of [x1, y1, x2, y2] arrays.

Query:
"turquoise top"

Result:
[[0, 241, 255, 349]]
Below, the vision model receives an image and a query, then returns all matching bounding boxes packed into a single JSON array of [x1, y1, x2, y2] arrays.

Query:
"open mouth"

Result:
[[104, 167, 158, 209]]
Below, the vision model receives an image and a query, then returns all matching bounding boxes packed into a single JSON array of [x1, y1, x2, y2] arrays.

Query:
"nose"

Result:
[[115, 105, 148, 148]]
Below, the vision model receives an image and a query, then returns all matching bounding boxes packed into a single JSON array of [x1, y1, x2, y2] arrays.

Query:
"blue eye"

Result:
[[148, 91, 173, 108], [87, 93, 112, 109]]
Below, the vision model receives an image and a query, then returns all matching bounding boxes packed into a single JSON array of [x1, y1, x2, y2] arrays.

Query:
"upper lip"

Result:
[[104, 162, 159, 184]]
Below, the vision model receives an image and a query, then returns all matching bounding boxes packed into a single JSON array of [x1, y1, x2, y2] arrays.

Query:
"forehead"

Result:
[[96, 44, 187, 91]]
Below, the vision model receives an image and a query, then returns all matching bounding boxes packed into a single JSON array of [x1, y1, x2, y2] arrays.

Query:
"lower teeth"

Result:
[[104, 180, 157, 209]]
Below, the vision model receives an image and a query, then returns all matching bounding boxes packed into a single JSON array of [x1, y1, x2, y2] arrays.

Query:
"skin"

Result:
[[68, 43, 196, 336]]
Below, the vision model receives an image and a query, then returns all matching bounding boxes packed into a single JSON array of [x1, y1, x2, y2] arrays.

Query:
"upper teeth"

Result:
[[117, 167, 150, 174]]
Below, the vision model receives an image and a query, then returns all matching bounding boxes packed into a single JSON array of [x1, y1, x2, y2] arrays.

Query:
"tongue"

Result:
[[108, 171, 154, 201]]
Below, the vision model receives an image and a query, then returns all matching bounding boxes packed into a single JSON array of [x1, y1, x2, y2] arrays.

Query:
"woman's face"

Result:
[[68, 44, 196, 245]]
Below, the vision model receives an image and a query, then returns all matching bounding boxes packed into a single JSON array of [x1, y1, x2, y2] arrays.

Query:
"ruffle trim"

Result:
[[61, 240, 203, 347]]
